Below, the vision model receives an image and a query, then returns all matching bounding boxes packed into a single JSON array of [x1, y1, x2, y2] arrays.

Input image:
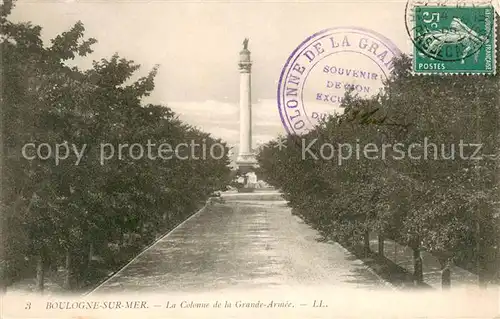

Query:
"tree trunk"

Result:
[[476, 220, 487, 288], [441, 258, 451, 289], [478, 271, 487, 288], [378, 234, 384, 257], [35, 252, 44, 293], [363, 230, 370, 257], [87, 242, 94, 268], [63, 249, 72, 290], [120, 231, 125, 247], [413, 246, 423, 286], [477, 243, 493, 288]]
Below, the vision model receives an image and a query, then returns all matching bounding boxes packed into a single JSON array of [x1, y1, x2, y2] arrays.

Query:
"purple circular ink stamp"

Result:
[[277, 27, 402, 135]]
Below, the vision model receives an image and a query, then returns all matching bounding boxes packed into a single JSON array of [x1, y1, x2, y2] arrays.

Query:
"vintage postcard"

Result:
[[1, 0, 500, 318]]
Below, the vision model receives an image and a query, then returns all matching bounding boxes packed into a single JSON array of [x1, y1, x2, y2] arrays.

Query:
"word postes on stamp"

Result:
[[277, 27, 402, 135], [405, 1, 496, 74]]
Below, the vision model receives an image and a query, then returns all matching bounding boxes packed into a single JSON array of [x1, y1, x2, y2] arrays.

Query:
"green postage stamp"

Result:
[[408, 4, 496, 74]]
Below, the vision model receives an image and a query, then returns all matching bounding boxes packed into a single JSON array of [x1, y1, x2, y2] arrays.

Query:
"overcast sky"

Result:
[[11, 0, 413, 148]]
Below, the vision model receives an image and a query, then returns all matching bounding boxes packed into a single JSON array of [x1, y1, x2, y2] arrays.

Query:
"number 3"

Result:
[[25, 302, 31, 310], [423, 12, 440, 28]]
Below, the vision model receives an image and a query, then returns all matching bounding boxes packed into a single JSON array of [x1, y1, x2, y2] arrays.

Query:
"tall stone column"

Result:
[[236, 38, 257, 172]]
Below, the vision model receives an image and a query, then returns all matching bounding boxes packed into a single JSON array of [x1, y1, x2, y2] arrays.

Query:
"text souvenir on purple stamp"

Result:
[[277, 27, 402, 135]]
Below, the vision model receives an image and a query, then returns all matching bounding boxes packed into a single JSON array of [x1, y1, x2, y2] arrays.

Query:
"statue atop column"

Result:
[[239, 38, 252, 67]]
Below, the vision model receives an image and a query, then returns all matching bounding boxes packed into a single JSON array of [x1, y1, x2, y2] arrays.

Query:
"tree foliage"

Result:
[[1, 0, 231, 291], [259, 51, 500, 286]]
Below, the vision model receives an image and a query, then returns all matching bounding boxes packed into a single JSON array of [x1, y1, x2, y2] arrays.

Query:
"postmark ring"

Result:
[[277, 26, 402, 135]]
